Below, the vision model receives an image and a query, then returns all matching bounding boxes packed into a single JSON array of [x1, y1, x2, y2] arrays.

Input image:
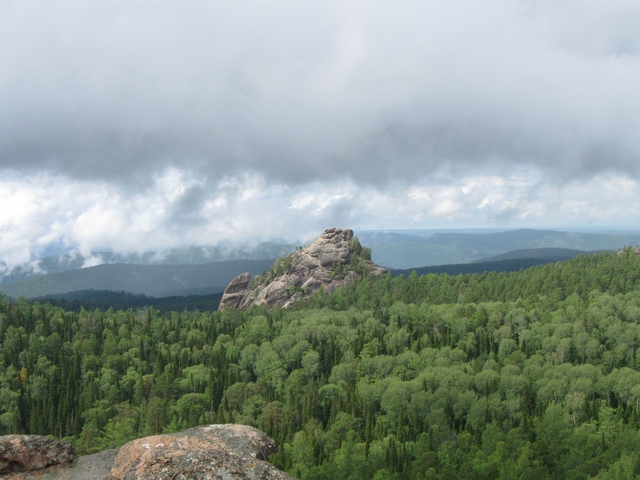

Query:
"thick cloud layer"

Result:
[[4, 0, 640, 183], [1, 1, 640, 265]]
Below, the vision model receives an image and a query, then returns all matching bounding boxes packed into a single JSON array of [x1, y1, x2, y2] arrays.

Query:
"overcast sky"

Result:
[[2, 0, 640, 267]]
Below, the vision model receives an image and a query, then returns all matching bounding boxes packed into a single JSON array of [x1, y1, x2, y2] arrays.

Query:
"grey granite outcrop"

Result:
[[218, 227, 386, 310]]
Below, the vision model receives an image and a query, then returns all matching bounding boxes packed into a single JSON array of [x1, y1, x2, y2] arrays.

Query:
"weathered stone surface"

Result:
[[4, 425, 290, 480], [219, 227, 386, 310], [218, 272, 251, 309], [0, 435, 76, 474], [109, 424, 294, 480]]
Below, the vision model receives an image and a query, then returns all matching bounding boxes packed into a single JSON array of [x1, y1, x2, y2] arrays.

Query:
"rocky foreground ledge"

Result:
[[0, 424, 294, 480]]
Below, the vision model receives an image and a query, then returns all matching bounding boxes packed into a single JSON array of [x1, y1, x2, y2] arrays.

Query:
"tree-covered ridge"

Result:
[[2, 250, 640, 478], [34, 289, 223, 313]]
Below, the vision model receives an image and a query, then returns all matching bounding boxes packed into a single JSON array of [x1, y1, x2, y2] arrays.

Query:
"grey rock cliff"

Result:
[[218, 272, 252, 310], [218, 227, 386, 310]]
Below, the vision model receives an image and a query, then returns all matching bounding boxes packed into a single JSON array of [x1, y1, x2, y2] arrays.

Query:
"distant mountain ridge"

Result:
[[390, 248, 591, 277], [0, 260, 275, 299], [473, 247, 595, 263], [0, 242, 296, 285], [3, 228, 640, 300], [357, 229, 640, 268]]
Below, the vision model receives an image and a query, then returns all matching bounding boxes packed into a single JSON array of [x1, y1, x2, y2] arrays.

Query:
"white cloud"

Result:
[[2, 1, 640, 265], [1, 169, 640, 267], [82, 255, 105, 269]]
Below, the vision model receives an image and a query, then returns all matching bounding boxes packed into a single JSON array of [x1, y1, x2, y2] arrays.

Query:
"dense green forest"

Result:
[[3, 249, 640, 478]]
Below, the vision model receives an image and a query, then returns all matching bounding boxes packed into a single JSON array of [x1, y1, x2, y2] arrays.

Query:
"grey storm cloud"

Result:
[[2, 0, 640, 189], [165, 185, 209, 228]]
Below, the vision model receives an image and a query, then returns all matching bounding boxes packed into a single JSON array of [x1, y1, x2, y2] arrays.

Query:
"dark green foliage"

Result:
[[389, 256, 586, 277], [3, 250, 640, 478], [34, 290, 223, 312]]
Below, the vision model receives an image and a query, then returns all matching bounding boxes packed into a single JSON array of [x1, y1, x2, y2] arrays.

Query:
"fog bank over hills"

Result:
[[0, 242, 296, 285], [2, 228, 640, 300]]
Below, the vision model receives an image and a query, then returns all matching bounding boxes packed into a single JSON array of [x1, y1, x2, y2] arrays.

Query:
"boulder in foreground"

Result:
[[0, 435, 76, 475], [110, 424, 294, 480], [1, 425, 292, 480]]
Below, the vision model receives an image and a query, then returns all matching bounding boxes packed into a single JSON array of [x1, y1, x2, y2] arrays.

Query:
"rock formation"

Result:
[[0, 435, 76, 475], [218, 272, 251, 309], [110, 424, 293, 480], [219, 227, 386, 310], [2, 425, 292, 480]]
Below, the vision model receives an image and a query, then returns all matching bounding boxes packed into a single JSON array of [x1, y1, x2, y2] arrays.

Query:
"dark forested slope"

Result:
[[0, 259, 275, 298], [2, 249, 640, 478]]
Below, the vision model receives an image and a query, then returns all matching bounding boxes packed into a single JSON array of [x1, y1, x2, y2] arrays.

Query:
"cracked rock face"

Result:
[[110, 424, 294, 480], [218, 227, 386, 310]]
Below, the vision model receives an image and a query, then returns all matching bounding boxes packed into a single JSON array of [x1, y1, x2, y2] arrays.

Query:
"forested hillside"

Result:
[[2, 249, 640, 478], [0, 259, 275, 299]]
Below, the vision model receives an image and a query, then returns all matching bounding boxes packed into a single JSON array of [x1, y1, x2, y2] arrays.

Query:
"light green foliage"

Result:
[[3, 252, 640, 477]]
